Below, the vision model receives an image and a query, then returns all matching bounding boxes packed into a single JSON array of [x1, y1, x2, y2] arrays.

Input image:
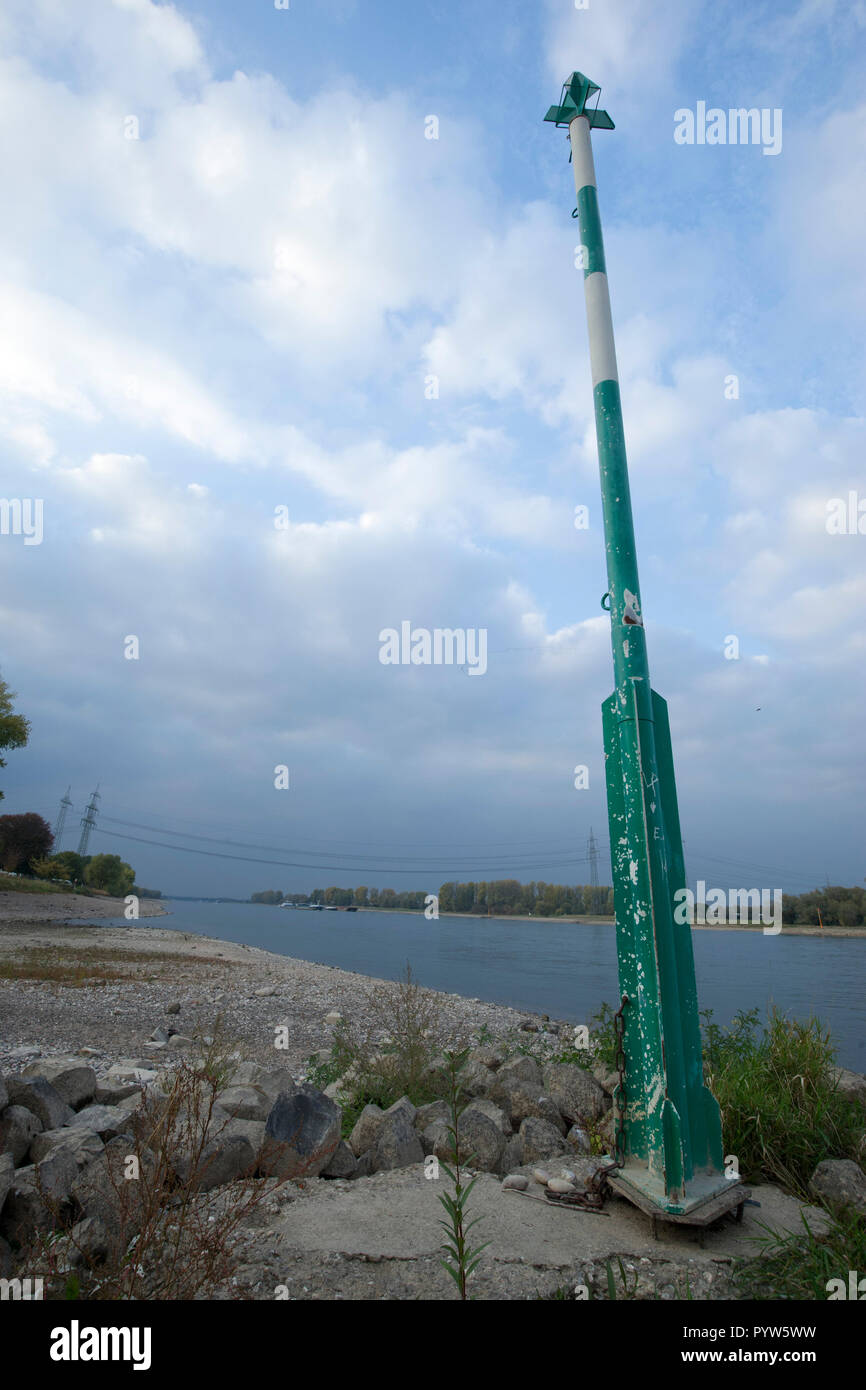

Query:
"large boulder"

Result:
[[0, 1149, 78, 1244], [0, 1153, 13, 1214], [96, 1063, 158, 1105], [22, 1058, 97, 1111], [461, 1097, 510, 1136], [488, 1077, 565, 1133], [222, 1117, 267, 1163], [809, 1159, 866, 1218], [70, 1136, 157, 1256], [30, 1127, 105, 1170], [348, 1103, 384, 1156], [173, 1133, 256, 1192], [831, 1069, 866, 1109], [541, 1063, 607, 1124], [497, 1055, 542, 1089], [420, 1119, 450, 1157], [433, 1106, 505, 1173], [518, 1116, 570, 1164], [414, 1100, 450, 1131], [0, 1106, 42, 1165], [371, 1100, 424, 1172], [67, 1105, 132, 1142], [321, 1140, 358, 1179], [261, 1084, 341, 1179], [6, 1076, 74, 1131], [217, 1084, 271, 1122]]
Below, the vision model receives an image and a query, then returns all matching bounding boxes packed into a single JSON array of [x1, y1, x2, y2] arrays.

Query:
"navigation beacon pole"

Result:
[[545, 74, 741, 1221]]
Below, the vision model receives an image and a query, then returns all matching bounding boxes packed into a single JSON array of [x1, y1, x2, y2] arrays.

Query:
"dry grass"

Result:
[[0, 946, 232, 986]]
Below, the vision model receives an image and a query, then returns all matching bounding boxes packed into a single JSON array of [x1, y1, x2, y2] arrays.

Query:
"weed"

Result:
[[437, 1048, 489, 1299]]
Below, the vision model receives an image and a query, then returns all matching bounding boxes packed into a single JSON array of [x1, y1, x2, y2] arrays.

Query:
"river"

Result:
[[123, 901, 864, 1070]]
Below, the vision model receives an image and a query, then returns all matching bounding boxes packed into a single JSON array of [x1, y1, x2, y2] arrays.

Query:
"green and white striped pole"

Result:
[[545, 75, 732, 1216]]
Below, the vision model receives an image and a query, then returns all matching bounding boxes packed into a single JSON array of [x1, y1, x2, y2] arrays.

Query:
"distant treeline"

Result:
[[250, 881, 866, 925], [251, 880, 615, 916]]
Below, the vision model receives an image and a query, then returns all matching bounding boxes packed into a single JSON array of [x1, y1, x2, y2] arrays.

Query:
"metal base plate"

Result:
[[606, 1166, 749, 1228]]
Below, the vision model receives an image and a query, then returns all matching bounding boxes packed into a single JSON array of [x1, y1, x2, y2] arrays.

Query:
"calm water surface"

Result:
[[104, 901, 864, 1070]]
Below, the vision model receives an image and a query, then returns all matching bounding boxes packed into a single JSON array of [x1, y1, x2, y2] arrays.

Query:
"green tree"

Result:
[[84, 853, 135, 897], [0, 676, 30, 801], [0, 813, 53, 873], [49, 850, 87, 884], [353, 885, 369, 907]]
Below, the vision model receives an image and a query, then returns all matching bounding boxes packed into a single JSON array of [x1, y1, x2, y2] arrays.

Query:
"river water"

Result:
[[120, 901, 864, 1070]]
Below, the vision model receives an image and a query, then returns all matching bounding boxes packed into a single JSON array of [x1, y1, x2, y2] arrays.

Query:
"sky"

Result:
[[1, 0, 864, 900]]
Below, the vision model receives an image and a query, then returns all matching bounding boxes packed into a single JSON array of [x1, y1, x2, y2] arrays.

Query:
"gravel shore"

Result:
[[0, 892, 532, 1081]]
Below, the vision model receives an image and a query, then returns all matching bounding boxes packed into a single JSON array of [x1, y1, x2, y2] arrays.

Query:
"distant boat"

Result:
[[309, 903, 324, 911], [344, 905, 358, 912], [323, 905, 338, 911]]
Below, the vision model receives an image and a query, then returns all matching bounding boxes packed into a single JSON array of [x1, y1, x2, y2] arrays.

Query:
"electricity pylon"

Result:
[[77, 785, 100, 857], [53, 787, 73, 849]]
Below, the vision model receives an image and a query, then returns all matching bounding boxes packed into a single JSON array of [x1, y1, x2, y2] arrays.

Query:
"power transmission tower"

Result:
[[77, 785, 101, 857], [587, 825, 600, 912], [53, 787, 73, 849]]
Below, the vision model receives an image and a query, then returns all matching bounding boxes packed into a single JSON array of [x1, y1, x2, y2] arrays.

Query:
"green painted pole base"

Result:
[[603, 681, 726, 1208]]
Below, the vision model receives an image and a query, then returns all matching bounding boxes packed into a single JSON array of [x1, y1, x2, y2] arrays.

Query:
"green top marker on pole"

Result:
[[546, 75, 739, 1221]]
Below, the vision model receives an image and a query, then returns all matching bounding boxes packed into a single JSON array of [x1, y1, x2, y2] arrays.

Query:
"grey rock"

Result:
[[348, 1103, 384, 1156], [0, 1153, 13, 1214], [353, 1150, 373, 1179], [434, 1106, 505, 1173], [591, 1063, 619, 1095], [0, 1149, 78, 1243], [502, 1134, 524, 1171], [831, 1068, 866, 1108], [174, 1133, 256, 1191], [261, 1084, 341, 1179], [809, 1159, 866, 1218], [488, 1076, 565, 1132], [566, 1125, 592, 1153], [217, 1084, 271, 1122], [501, 1173, 529, 1190], [70, 1136, 156, 1252], [22, 1058, 97, 1111], [371, 1107, 424, 1172], [519, 1020, 539, 1032], [222, 1117, 267, 1163], [0, 1106, 42, 1165], [97, 1063, 158, 1105], [414, 1100, 450, 1131], [497, 1055, 542, 1088], [165, 1002, 182, 1015], [252, 1067, 298, 1102], [383, 1095, 416, 1126], [470, 1046, 505, 1072], [542, 1063, 607, 1124], [30, 1127, 104, 1170], [321, 1140, 358, 1179], [149, 1027, 170, 1044], [420, 1119, 450, 1156], [68, 1215, 112, 1264], [6, 1076, 75, 1131], [462, 1096, 510, 1136], [67, 1105, 130, 1141], [518, 1116, 570, 1164]]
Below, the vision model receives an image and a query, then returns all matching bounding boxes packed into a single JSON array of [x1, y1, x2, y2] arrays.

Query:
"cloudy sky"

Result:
[[1, 0, 864, 899]]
